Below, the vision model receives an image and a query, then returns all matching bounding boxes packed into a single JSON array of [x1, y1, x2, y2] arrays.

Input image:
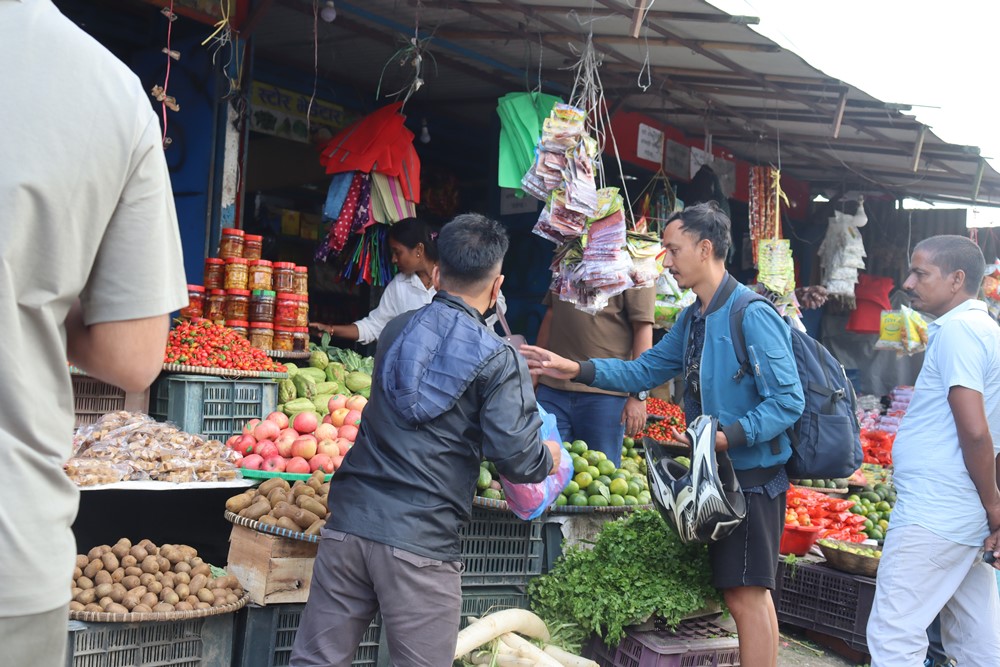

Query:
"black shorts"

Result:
[[707, 487, 786, 590]]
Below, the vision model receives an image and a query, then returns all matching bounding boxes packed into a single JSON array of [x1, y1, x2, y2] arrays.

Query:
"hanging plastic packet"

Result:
[[899, 305, 928, 355], [874, 310, 904, 352]]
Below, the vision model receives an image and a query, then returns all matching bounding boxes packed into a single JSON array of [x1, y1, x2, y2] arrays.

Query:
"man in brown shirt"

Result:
[[535, 287, 655, 466]]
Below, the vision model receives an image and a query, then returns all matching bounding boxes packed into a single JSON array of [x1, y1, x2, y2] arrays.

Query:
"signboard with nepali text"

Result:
[[250, 82, 355, 143]]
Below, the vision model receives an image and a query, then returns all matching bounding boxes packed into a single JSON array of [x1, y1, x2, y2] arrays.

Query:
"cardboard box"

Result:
[[226, 524, 317, 605]]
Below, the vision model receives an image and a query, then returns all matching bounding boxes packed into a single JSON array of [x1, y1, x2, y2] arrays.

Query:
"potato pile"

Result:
[[226, 471, 329, 536], [70, 539, 244, 615]]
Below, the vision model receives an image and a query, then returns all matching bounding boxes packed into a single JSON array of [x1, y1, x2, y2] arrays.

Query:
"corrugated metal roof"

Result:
[[251, 0, 1000, 205]]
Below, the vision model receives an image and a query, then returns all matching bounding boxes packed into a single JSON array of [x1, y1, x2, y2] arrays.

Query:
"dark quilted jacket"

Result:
[[324, 292, 552, 561]]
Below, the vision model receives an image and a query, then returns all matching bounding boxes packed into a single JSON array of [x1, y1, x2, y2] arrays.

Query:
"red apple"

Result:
[[262, 455, 287, 472], [322, 414, 334, 425], [330, 454, 345, 470], [275, 437, 295, 458], [255, 440, 279, 461], [293, 411, 319, 435], [285, 456, 311, 474], [226, 434, 241, 451], [317, 438, 340, 458], [291, 436, 318, 460], [254, 420, 281, 442], [266, 411, 290, 429], [279, 427, 300, 440], [338, 424, 358, 442], [242, 419, 261, 436], [345, 395, 368, 412], [334, 437, 353, 456], [327, 394, 349, 413], [310, 454, 334, 473], [329, 408, 351, 428], [314, 423, 338, 442], [237, 434, 258, 456], [344, 410, 362, 427], [240, 454, 264, 470]]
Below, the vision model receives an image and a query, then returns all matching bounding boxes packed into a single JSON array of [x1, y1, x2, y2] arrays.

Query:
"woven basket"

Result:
[[70, 591, 249, 623], [161, 363, 288, 379], [264, 349, 312, 360], [817, 539, 880, 577], [548, 503, 654, 515], [224, 510, 320, 543]]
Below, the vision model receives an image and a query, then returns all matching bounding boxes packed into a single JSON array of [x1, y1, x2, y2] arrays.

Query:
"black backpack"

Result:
[[728, 291, 863, 479]]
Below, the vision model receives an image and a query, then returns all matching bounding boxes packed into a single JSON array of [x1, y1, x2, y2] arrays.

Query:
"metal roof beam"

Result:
[[433, 29, 781, 52], [412, 1, 759, 24]]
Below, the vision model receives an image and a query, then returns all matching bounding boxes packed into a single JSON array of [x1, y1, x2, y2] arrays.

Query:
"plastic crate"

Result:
[[460, 585, 530, 628], [233, 603, 381, 667], [585, 619, 740, 667], [458, 507, 544, 587], [66, 614, 233, 667], [149, 374, 278, 439], [773, 560, 875, 651], [72, 375, 149, 429]]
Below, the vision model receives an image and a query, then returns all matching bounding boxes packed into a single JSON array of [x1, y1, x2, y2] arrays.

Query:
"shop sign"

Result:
[[500, 188, 540, 216], [250, 81, 354, 143], [636, 123, 665, 165]]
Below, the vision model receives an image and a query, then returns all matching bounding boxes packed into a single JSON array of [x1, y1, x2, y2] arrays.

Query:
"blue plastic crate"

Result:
[[459, 507, 544, 587], [233, 604, 381, 667], [66, 615, 234, 667], [149, 374, 278, 440], [460, 585, 530, 628]]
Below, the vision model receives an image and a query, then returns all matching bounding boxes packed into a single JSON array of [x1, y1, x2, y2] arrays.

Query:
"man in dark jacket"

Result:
[[290, 213, 561, 667]]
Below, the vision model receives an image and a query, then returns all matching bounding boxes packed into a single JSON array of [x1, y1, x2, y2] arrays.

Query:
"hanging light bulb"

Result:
[[320, 1, 337, 22], [419, 118, 431, 144]]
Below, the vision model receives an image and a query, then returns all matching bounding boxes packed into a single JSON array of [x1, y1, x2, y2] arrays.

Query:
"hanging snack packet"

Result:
[[874, 310, 904, 352], [899, 305, 928, 355]]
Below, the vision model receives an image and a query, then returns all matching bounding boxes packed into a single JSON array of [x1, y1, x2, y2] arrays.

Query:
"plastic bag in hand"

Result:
[[500, 403, 572, 520]]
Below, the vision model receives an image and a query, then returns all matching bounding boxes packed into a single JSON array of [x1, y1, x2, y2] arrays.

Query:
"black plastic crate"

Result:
[[773, 560, 875, 652], [149, 374, 278, 440], [66, 615, 233, 667], [458, 507, 544, 587], [460, 585, 530, 628], [585, 618, 740, 667], [233, 603, 380, 667]]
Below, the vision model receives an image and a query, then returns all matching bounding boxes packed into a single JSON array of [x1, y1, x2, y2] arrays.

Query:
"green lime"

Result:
[[597, 475, 612, 487], [627, 481, 643, 497], [878, 519, 889, 531], [571, 441, 588, 455], [564, 480, 580, 496], [611, 471, 629, 481], [597, 460, 617, 476], [477, 468, 492, 490], [572, 457, 589, 474], [586, 481, 608, 498], [623, 495, 639, 506], [588, 494, 610, 507], [574, 472, 593, 489], [623, 436, 635, 449], [584, 451, 602, 466], [562, 441, 573, 450], [863, 519, 874, 531], [876, 501, 892, 513], [849, 504, 864, 515], [609, 478, 629, 496], [609, 494, 626, 507], [587, 465, 601, 480], [595, 451, 608, 461], [869, 529, 884, 541], [569, 492, 589, 507], [482, 488, 503, 500], [554, 494, 568, 506], [638, 490, 652, 505]]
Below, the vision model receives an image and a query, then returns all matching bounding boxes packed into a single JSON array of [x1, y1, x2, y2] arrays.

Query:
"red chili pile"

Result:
[[637, 398, 686, 440], [164, 320, 286, 373], [862, 429, 894, 466], [786, 486, 867, 543]]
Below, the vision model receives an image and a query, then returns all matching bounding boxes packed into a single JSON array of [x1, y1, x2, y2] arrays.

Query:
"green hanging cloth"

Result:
[[497, 91, 562, 194]]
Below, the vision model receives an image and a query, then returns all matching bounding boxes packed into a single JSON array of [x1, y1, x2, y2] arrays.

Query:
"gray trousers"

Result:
[[290, 529, 463, 667], [0, 605, 68, 667]]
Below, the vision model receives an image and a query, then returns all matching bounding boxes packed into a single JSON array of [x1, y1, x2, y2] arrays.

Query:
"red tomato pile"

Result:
[[786, 486, 868, 543], [637, 398, 685, 440], [164, 320, 286, 373], [862, 429, 894, 466]]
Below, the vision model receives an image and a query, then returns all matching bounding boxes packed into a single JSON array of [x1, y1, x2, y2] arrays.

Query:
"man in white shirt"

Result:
[[0, 2, 188, 665], [867, 235, 1000, 666]]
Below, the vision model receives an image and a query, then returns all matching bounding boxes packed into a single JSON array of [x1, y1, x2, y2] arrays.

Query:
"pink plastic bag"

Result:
[[499, 403, 572, 520]]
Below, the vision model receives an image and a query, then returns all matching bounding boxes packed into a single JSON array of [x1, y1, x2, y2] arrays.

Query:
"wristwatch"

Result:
[[630, 391, 649, 401]]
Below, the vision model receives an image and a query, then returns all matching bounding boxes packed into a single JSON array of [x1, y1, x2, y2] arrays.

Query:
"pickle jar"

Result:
[[225, 257, 250, 290], [275, 292, 299, 328], [243, 234, 263, 262], [248, 259, 273, 291], [293, 327, 310, 352], [204, 289, 226, 324], [226, 320, 249, 338], [295, 294, 309, 328], [293, 266, 309, 296], [225, 289, 251, 321], [204, 258, 225, 290], [273, 327, 295, 351], [273, 262, 297, 294], [250, 289, 276, 323], [249, 322, 274, 350], [219, 228, 245, 259], [180, 285, 205, 319]]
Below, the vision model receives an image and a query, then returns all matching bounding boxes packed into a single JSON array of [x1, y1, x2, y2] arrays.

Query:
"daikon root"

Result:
[[498, 633, 564, 667], [494, 657, 534, 666], [453, 609, 551, 659], [543, 643, 600, 667]]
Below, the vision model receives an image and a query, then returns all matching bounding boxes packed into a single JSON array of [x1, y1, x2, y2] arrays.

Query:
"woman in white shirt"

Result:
[[311, 217, 505, 344]]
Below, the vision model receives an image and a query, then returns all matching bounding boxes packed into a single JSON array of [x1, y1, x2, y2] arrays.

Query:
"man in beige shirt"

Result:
[[535, 287, 655, 466]]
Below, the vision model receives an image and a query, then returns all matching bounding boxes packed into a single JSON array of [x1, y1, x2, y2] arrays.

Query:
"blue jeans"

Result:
[[536, 385, 626, 467]]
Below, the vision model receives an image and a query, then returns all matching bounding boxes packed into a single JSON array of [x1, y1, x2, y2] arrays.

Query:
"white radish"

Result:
[[453, 609, 551, 659], [498, 633, 564, 667], [543, 644, 600, 667], [494, 657, 534, 666]]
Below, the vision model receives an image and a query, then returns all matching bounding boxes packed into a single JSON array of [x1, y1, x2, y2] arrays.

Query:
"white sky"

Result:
[[705, 0, 1000, 220]]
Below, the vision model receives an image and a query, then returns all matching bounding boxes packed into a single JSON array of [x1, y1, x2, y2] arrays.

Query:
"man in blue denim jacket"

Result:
[[523, 201, 804, 667]]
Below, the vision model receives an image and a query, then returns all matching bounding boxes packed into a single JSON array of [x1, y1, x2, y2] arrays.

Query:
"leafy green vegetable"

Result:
[[528, 510, 721, 646], [309, 340, 374, 375]]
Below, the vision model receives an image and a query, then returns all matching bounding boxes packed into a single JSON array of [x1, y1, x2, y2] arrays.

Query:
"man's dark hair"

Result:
[[666, 201, 732, 260], [914, 235, 985, 296], [387, 217, 440, 262], [437, 213, 509, 289]]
